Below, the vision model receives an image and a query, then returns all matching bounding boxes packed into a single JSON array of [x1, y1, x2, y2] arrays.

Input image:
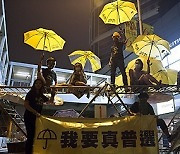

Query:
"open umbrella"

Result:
[[68, 50, 101, 72], [153, 68, 177, 85], [24, 28, 65, 52], [99, 0, 137, 25], [132, 34, 170, 60]]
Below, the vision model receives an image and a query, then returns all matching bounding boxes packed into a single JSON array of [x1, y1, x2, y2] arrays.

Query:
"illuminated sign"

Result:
[[169, 37, 180, 48]]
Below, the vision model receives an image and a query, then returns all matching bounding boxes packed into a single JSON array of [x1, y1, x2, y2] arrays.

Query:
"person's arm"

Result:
[[147, 59, 151, 74], [109, 48, 113, 67], [54, 72, 58, 85], [45, 93, 55, 104], [129, 69, 134, 85], [130, 102, 139, 114], [37, 54, 46, 84], [69, 73, 75, 85], [37, 53, 44, 73], [149, 104, 155, 115], [80, 71, 87, 84], [24, 100, 41, 117]]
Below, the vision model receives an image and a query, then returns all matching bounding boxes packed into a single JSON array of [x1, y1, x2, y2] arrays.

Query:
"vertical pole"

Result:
[[137, 0, 143, 35], [31, 67, 36, 86], [7, 121, 13, 139], [7, 63, 13, 86]]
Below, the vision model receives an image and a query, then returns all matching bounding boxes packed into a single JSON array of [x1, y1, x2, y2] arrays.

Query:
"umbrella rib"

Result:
[[101, 5, 116, 14], [153, 43, 164, 60], [88, 56, 100, 70], [34, 34, 46, 49], [50, 34, 64, 48], [46, 37, 51, 51], [105, 8, 117, 22], [118, 8, 131, 21], [136, 43, 151, 53], [24, 33, 41, 42]]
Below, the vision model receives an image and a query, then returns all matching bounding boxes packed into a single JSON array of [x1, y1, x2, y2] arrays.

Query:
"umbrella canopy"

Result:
[[24, 28, 65, 52], [99, 0, 137, 25], [166, 68, 178, 85], [153, 68, 177, 85], [132, 34, 170, 60], [68, 50, 101, 72]]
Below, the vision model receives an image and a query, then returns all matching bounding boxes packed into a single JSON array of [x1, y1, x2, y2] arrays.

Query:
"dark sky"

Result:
[[5, 0, 90, 69]]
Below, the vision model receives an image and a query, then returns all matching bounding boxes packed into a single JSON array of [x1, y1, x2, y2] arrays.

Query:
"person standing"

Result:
[[37, 54, 57, 88], [109, 31, 128, 87], [24, 79, 55, 154], [129, 59, 161, 86], [37, 54, 57, 99]]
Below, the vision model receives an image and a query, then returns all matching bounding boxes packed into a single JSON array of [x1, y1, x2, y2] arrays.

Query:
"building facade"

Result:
[[0, 0, 9, 84]]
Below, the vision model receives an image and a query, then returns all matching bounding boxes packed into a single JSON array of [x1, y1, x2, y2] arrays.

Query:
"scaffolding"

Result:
[[0, 84, 180, 153]]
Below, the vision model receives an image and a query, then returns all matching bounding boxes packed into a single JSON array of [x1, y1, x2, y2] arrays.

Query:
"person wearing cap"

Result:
[[130, 92, 173, 142], [37, 54, 57, 93], [109, 31, 128, 87]]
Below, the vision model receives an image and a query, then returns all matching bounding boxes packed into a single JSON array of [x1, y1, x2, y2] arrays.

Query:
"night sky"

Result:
[[5, 0, 90, 69]]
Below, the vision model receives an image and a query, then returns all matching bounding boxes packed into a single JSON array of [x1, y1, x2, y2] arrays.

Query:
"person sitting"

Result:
[[69, 62, 87, 86], [68, 62, 89, 98], [129, 59, 161, 91], [130, 92, 174, 142]]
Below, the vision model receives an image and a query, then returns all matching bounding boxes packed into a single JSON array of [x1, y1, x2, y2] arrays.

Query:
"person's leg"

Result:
[[118, 65, 128, 86], [139, 74, 154, 85], [24, 116, 36, 154], [140, 74, 160, 85], [147, 74, 161, 85], [110, 61, 116, 85], [157, 118, 170, 138]]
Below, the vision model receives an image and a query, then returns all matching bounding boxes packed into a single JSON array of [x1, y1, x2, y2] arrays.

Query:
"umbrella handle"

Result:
[[148, 41, 153, 60]]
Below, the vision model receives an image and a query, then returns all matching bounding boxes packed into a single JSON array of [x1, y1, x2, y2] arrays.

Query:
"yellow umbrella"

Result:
[[166, 69, 178, 85], [132, 34, 170, 60], [24, 28, 65, 52], [99, 0, 137, 25], [153, 68, 177, 85], [68, 50, 101, 72]]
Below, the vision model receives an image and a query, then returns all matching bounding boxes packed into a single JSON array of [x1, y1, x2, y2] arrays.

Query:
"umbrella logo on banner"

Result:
[[37, 128, 57, 149]]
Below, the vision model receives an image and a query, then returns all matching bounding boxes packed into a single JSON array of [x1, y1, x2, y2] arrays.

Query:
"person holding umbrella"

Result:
[[24, 79, 55, 154], [129, 58, 161, 86], [37, 54, 57, 93], [109, 31, 128, 88]]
